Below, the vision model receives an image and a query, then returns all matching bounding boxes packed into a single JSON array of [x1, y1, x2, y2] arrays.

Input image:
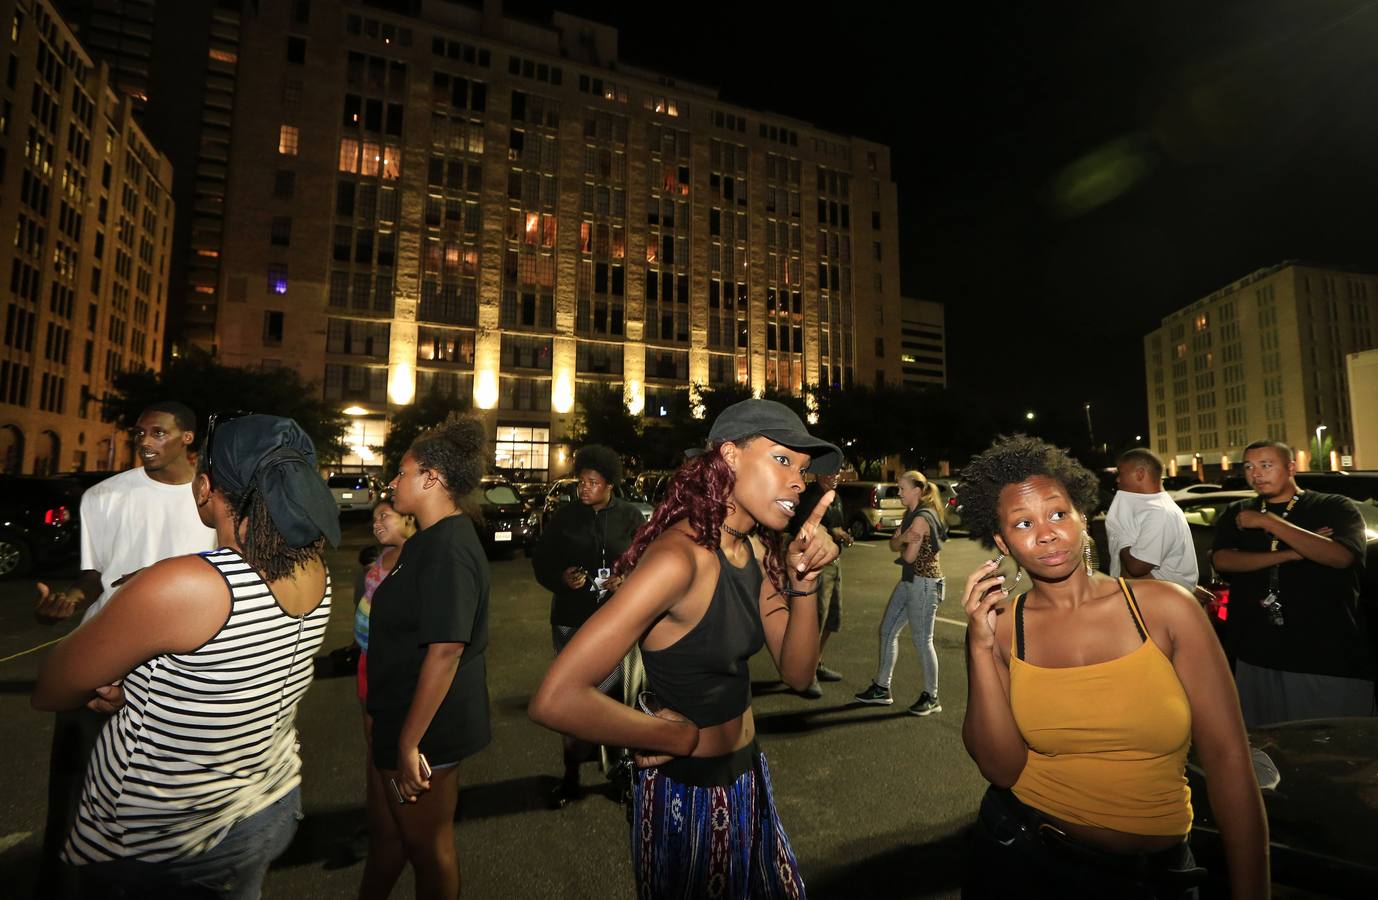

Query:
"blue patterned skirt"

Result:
[[631, 742, 805, 900]]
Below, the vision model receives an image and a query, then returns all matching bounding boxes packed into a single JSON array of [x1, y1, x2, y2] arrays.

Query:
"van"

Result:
[[834, 481, 906, 540]]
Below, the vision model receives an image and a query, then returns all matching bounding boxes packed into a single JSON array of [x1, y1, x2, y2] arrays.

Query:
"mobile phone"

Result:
[[419, 753, 432, 780], [389, 753, 433, 804]]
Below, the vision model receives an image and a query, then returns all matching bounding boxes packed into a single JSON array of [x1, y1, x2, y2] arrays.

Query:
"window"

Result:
[[263, 311, 284, 345], [270, 216, 291, 246], [278, 125, 299, 156], [287, 36, 306, 64], [872, 241, 882, 261], [274, 170, 295, 197], [871, 211, 881, 230], [267, 264, 288, 295]]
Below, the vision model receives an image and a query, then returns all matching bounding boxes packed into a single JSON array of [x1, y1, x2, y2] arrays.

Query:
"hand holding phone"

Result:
[[390, 752, 433, 804]]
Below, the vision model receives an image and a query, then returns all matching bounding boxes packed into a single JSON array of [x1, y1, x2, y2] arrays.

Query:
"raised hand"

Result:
[[785, 490, 840, 587], [35, 583, 79, 623], [962, 559, 1008, 651]]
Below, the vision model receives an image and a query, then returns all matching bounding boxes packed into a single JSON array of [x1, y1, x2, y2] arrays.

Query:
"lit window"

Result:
[[381, 145, 401, 179], [208, 49, 237, 64], [278, 125, 299, 156], [338, 138, 359, 173], [361, 141, 380, 177], [268, 264, 288, 295]]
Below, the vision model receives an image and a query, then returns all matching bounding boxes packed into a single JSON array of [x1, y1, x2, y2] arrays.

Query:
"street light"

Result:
[[1025, 411, 1036, 421], [1084, 402, 1095, 446], [1315, 424, 1327, 472]]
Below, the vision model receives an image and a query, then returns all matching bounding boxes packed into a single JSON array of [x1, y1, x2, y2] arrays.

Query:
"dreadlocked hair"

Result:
[[957, 433, 1100, 549], [614, 438, 788, 593], [225, 487, 326, 582]]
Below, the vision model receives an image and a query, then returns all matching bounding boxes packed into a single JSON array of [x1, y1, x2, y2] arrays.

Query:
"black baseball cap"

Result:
[[688, 399, 842, 474]]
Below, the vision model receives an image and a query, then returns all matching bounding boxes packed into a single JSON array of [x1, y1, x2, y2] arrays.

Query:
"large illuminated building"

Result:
[[212, 0, 902, 476]]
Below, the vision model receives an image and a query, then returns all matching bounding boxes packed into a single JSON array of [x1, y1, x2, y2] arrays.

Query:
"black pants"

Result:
[[38, 708, 105, 900], [962, 787, 1204, 900]]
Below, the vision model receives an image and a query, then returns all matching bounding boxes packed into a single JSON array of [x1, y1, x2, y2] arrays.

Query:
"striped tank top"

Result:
[[64, 548, 331, 863]]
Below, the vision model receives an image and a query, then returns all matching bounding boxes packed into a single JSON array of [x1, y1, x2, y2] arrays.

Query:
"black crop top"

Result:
[[640, 543, 766, 727]]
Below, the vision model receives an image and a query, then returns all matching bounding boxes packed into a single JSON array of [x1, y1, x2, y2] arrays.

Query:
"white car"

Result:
[[328, 473, 383, 512]]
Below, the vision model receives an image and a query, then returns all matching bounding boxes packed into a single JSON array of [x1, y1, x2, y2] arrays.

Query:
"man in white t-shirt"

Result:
[[1105, 448, 1200, 592], [34, 401, 217, 898]]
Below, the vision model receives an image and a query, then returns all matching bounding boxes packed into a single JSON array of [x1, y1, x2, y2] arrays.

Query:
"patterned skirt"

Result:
[[631, 743, 805, 900]]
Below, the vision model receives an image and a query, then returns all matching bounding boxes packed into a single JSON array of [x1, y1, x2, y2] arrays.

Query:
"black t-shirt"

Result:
[[366, 513, 491, 760], [1213, 490, 1372, 679], [532, 497, 645, 628]]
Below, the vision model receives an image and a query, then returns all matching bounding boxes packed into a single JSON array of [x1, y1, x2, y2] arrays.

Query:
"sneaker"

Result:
[[815, 662, 844, 682], [908, 692, 942, 716], [853, 682, 893, 706], [798, 678, 823, 700]]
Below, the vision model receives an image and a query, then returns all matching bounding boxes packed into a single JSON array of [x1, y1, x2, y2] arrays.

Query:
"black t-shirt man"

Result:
[[366, 513, 491, 768], [1213, 490, 1372, 680]]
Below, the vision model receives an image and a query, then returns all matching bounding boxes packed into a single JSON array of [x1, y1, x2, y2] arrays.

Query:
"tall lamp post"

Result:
[[1084, 402, 1095, 447], [1315, 424, 1327, 472]]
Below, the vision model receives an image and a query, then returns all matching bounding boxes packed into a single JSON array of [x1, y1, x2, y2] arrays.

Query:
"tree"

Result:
[[571, 382, 642, 459], [1310, 431, 1335, 470], [380, 389, 471, 477], [104, 349, 348, 462]]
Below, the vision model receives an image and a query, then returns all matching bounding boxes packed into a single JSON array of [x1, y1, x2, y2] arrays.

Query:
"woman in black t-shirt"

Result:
[[360, 415, 491, 900]]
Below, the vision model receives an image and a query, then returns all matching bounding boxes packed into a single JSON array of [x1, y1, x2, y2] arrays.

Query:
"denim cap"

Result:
[[209, 414, 342, 548], [687, 399, 842, 475]]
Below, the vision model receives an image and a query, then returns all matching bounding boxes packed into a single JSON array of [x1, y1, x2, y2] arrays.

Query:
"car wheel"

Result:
[[0, 534, 34, 578], [848, 519, 870, 541]]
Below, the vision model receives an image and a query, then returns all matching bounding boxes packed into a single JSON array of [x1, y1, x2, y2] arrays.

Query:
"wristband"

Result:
[[783, 585, 819, 598]]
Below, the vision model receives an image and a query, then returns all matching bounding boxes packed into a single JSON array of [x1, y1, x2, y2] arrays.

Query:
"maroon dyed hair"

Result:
[[615, 440, 787, 592]]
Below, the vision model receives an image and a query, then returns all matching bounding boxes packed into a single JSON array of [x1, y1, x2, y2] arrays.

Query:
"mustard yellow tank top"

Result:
[[1009, 579, 1193, 836]]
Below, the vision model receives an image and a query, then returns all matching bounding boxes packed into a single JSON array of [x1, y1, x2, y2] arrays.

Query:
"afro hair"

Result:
[[410, 413, 487, 499], [957, 434, 1100, 548], [572, 443, 623, 486]]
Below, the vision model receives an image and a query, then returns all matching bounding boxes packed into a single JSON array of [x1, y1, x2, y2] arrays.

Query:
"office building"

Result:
[[0, 0, 174, 473], [1144, 262, 1378, 473], [214, 0, 903, 476], [899, 296, 944, 389]]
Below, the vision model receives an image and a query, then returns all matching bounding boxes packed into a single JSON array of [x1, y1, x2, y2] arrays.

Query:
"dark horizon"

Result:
[[524, 0, 1378, 447]]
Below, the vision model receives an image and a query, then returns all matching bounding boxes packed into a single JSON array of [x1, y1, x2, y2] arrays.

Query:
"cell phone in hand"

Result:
[[389, 752, 433, 804]]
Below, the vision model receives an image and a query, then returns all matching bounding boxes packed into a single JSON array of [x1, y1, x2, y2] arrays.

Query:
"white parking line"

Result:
[[937, 616, 969, 629]]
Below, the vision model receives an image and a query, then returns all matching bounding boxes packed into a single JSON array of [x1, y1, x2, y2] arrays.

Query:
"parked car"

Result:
[[327, 473, 385, 513], [835, 480, 906, 540], [51, 470, 119, 491], [541, 478, 653, 532], [0, 475, 82, 577], [1189, 717, 1378, 898], [929, 477, 965, 533], [466, 475, 538, 556], [632, 469, 678, 508], [1168, 482, 1227, 499]]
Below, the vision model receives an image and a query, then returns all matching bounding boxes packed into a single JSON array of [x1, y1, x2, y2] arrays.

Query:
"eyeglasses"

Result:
[[202, 410, 253, 484]]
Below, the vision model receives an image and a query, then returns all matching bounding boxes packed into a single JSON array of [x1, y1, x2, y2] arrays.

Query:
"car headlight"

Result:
[[527, 513, 539, 528], [1366, 528, 1378, 542]]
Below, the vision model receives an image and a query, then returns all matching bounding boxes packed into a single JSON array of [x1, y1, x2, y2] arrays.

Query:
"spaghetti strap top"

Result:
[[1008, 578, 1193, 836]]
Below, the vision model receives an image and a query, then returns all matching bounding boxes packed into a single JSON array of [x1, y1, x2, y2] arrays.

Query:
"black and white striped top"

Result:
[[64, 548, 331, 863]]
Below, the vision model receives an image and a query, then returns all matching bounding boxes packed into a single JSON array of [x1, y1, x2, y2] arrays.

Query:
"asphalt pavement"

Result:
[[0, 516, 997, 899]]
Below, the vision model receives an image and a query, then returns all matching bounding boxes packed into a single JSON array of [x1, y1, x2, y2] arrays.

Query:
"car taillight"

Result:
[[44, 506, 71, 526], [947, 497, 958, 508]]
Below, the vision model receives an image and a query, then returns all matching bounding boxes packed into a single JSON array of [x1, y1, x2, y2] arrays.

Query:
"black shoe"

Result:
[[853, 682, 894, 706], [816, 663, 844, 682], [908, 692, 942, 716], [798, 678, 823, 699], [548, 780, 583, 809]]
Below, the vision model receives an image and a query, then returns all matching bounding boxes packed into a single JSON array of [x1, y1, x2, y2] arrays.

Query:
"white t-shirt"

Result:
[[1104, 490, 1200, 592], [79, 467, 219, 621]]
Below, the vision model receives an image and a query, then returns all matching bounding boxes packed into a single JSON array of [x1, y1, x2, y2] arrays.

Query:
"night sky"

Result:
[[516, 0, 1378, 447]]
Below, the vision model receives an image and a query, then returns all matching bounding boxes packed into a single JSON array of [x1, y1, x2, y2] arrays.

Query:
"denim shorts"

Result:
[[76, 785, 302, 900]]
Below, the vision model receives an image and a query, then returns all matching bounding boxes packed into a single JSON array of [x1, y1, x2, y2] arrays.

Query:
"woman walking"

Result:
[[33, 414, 339, 899], [959, 435, 1266, 898], [854, 471, 947, 715], [532, 444, 646, 808], [530, 399, 840, 899], [360, 414, 491, 900]]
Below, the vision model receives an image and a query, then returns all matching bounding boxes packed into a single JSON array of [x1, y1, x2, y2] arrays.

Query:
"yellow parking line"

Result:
[[0, 636, 62, 665]]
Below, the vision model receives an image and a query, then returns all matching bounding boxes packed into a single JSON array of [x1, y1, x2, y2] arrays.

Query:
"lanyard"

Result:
[[1264, 490, 1301, 594]]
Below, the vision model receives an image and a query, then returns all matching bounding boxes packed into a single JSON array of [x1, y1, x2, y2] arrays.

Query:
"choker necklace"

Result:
[[722, 522, 754, 540]]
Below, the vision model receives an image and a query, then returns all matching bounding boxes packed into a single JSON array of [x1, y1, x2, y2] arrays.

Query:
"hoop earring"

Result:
[[1013, 567, 1023, 584], [1083, 532, 1094, 575]]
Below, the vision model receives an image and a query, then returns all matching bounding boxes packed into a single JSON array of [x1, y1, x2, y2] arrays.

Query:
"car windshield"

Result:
[[328, 475, 368, 489], [484, 485, 521, 505]]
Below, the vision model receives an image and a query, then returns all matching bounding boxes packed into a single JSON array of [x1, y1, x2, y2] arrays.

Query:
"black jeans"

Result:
[[962, 787, 1204, 900]]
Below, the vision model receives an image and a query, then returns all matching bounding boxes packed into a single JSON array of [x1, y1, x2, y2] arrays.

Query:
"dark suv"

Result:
[[0, 476, 82, 577], [464, 475, 538, 556]]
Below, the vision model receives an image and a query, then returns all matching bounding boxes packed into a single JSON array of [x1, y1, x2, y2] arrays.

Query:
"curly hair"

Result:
[[614, 439, 788, 593], [957, 434, 1100, 548], [573, 443, 622, 485], [410, 413, 487, 500]]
